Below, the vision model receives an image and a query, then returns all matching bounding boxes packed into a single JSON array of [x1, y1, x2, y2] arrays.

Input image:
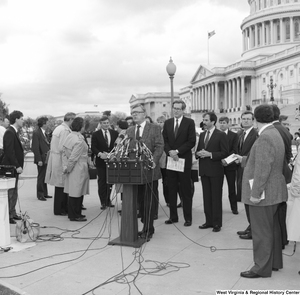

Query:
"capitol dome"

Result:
[[241, 0, 300, 59]]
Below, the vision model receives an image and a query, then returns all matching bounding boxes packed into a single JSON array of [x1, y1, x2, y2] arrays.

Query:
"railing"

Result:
[[282, 83, 300, 91]]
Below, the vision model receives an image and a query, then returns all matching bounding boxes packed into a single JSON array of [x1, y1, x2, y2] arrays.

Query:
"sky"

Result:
[[0, 0, 249, 119]]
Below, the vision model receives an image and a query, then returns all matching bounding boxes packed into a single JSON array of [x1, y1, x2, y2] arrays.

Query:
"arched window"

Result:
[[264, 0, 267, 7]]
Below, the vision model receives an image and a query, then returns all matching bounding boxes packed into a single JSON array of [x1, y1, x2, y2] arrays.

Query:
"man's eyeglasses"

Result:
[[173, 107, 182, 111], [131, 111, 144, 116]]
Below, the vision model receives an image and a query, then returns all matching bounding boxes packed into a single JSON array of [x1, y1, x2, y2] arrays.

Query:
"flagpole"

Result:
[[207, 32, 210, 65]]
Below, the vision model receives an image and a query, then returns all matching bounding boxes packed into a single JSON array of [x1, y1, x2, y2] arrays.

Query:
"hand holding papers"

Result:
[[167, 156, 185, 172], [223, 154, 238, 165], [249, 179, 265, 204]]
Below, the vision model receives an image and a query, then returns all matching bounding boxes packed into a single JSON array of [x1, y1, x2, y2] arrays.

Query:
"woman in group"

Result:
[[62, 117, 89, 222], [287, 148, 300, 274]]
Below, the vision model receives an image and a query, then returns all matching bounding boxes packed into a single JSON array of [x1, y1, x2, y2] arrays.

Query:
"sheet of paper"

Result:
[[166, 156, 185, 172], [249, 179, 265, 200], [224, 154, 238, 165]]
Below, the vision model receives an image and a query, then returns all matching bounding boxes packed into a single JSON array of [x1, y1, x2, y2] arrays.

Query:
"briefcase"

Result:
[[0, 165, 17, 178]]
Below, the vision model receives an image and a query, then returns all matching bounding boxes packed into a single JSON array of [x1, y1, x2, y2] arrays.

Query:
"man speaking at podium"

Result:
[[126, 104, 163, 241]]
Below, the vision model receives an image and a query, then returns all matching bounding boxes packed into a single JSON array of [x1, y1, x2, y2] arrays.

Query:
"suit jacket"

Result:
[[242, 125, 288, 206], [91, 128, 118, 168], [224, 129, 238, 171], [31, 127, 50, 164], [163, 116, 196, 169], [2, 126, 24, 168], [197, 128, 229, 177], [273, 122, 292, 162], [126, 122, 164, 181], [238, 127, 258, 157]]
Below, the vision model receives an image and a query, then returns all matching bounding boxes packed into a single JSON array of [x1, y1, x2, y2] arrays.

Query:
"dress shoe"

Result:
[[240, 270, 261, 278], [177, 202, 182, 208], [140, 232, 153, 242], [232, 210, 239, 215], [80, 215, 86, 218], [237, 229, 250, 236], [70, 217, 87, 222], [13, 215, 22, 220], [81, 206, 87, 210], [212, 225, 221, 232], [38, 196, 47, 201], [153, 215, 158, 220], [45, 195, 52, 198], [100, 205, 107, 210], [9, 218, 16, 224], [107, 203, 115, 208], [239, 233, 252, 240], [165, 219, 178, 224], [199, 223, 213, 229], [184, 221, 192, 227], [272, 268, 279, 271]]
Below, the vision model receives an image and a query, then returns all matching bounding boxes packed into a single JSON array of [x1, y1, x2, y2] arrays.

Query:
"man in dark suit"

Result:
[[236, 111, 258, 240], [219, 116, 239, 215], [163, 100, 196, 227], [127, 103, 164, 241], [196, 112, 228, 232], [240, 104, 288, 278], [91, 115, 118, 210], [271, 104, 292, 248], [31, 116, 51, 201], [2, 110, 25, 224]]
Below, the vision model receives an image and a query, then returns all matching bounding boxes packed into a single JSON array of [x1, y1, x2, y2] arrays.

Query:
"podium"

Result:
[[106, 160, 152, 248], [0, 178, 16, 247]]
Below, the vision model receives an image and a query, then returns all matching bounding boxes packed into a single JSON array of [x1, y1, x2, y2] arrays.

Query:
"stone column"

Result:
[[249, 27, 253, 49], [280, 18, 284, 43], [291, 17, 294, 42], [255, 24, 258, 47], [204, 85, 208, 110], [224, 81, 228, 110], [270, 19, 274, 44], [241, 76, 245, 109], [228, 80, 232, 109], [215, 82, 219, 112], [242, 30, 246, 52], [237, 77, 241, 108], [251, 76, 256, 105], [262, 21, 265, 45], [232, 78, 236, 109]]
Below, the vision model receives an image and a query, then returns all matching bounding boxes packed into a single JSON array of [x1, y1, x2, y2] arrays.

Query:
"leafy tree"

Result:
[[0, 95, 9, 119]]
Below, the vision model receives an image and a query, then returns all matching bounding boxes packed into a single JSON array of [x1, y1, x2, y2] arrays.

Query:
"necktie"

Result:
[[204, 130, 210, 149], [239, 131, 246, 151], [136, 125, 141, 140], [104, 130, 109, 147], [174, 119, 179, 137]]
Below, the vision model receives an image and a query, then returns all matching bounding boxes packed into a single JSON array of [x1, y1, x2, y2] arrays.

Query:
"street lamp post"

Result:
[[267, 77, 277, 104], [166, 57, 177, 118]]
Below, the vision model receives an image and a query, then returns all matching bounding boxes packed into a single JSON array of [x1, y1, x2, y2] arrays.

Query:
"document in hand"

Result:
[[224, 154, 238, 165], [166, 156, 185, 172], [249, 179, 265, 200]]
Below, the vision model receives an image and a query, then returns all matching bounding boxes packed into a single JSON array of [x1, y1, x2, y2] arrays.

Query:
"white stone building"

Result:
[[180, 0, 300, 126], [129, 92, 180, 122]]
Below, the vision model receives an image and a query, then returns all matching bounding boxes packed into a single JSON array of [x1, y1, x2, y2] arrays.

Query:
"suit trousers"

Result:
[[53, 186, 68, 215], [249, 204, 283, 277], [160, 168, 169, 205], [96, 166, 112, 206], [201, 175, 224, 227], [224, 169, 237, 212], [68, 195, 83, 219], [36, 164, 48, 199], [167, 169, 192, 222], [138, 183, 156, 234], [8, 175, 19, 218]]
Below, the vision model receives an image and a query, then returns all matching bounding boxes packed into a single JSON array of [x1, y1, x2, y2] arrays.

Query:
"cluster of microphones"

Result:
[[106, 134, 154, 169]]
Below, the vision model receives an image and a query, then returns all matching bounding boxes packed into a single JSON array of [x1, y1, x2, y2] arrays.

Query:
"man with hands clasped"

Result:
[[196, 112, 229, 233]]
